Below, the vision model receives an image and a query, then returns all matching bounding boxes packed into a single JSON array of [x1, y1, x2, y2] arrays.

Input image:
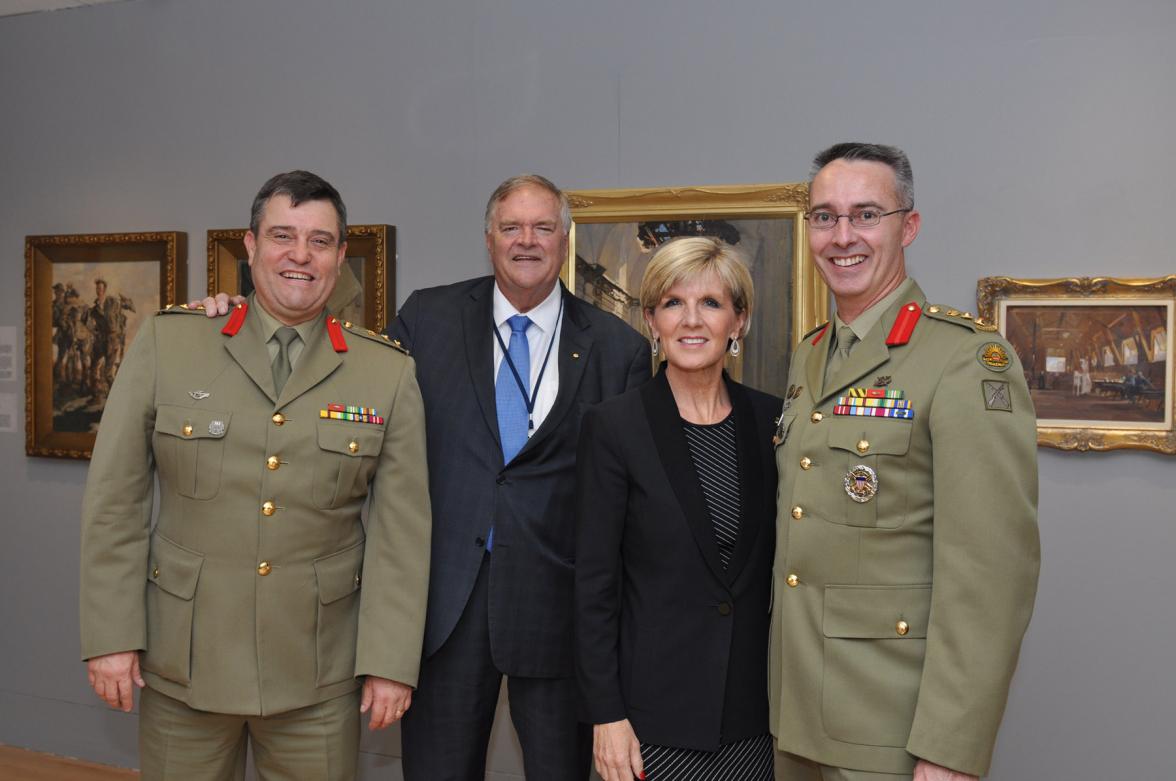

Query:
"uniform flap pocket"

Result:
[[314, 542, 365, 605], [823, 584, 931, 639], [148, 534, 205, 600], [155, 404, 232, 440], [827, 418, 912, 456], [316, 421, 383, 457]]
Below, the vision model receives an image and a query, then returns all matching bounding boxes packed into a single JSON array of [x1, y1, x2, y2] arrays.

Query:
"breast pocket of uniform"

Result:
[[312, 422, 385, 509], [152, 405, 232, 500], [827, 418, 911, 528]]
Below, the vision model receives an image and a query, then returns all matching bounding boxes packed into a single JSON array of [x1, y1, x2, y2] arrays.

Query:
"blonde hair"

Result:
[[639, 237, 754, 337]]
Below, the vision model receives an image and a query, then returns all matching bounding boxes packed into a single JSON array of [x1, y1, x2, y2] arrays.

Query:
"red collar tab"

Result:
[[220, 302, 248, 336], [811, 323, 830, 346], [886, 302, 922, 346], [326, 316, 349, 353]]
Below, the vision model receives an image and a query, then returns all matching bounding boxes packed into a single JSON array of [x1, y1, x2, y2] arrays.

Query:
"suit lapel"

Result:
[[806, 325, 832, 404], [225, 303, 279, 404], [722, 379, 763, 585], [461, 279, 502, 452], [641, 369, 730, 587], [517, 287, 590, 458], [277, 314, 341, 407]]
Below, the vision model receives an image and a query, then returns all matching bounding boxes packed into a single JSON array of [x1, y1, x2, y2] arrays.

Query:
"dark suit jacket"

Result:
[[388, 276, 649, 677], [574, 367, 781, 751]]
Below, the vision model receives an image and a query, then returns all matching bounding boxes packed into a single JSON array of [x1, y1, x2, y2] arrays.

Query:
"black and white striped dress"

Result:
[[638, 413, 775, 781]]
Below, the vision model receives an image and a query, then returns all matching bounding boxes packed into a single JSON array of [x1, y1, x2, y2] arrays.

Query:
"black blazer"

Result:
[[388, 277, 649, 677], [574, 367, 781, 751]]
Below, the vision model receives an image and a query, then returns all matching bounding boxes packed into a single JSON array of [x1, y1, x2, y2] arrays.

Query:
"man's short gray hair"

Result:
[[483, 174, 572, 235], [811, 142, 914, 209]]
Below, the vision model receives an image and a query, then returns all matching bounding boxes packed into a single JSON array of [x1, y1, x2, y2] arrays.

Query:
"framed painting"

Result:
[[207, 224, 395, 332], [564, 183, 828, 398], [25, 231, 187, 458], [977, 276, 1176, 453]]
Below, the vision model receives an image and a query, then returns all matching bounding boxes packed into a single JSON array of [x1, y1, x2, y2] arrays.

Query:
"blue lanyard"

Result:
[[492, 295, 563, 432]]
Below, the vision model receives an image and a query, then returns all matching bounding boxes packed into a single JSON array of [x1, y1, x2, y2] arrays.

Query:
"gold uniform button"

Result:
[[857, 439, 870, 454], [348, 440, 359, 454], [272, 413, 286, 426], [182, 424, 193, 437], [799, 456, 812, 470], [261, 501, 276, 516], [152, 566, 160, 579], [896, 620, 910, 636], [786, 574, 800, 587], [354, 573, 362, 588], [257, 562, 272, 576], [810, 411, 824, 423], [266, 456, 281, 470], [927, 305, 941, 314], [791, 506, 804, 520]]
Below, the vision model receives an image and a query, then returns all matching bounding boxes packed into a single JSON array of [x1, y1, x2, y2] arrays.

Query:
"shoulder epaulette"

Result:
[[157, 303, 209, 316], [804, 322, 830, 345], [922, 304, 997, 332], [339, 319, 409, 355]]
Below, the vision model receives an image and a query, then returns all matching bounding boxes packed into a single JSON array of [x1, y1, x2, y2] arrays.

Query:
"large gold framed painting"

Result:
[[564, 183, 828, 398], [25, 232, 187, 459], [977, 276, 1176, 454], [208, 225, 395, 332]]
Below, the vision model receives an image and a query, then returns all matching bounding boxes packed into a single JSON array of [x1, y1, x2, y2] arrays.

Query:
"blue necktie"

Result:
[[489, 315, 531, 551]]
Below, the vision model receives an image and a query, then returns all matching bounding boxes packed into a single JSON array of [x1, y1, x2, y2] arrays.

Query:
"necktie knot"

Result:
[[836, 325, 857, 356], [507, 315, 531, 336], [275, 326, 299, 348]]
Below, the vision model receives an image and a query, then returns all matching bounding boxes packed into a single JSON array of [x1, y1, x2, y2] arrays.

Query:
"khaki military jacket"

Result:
[[80, 300, 432, 716], [769, 280, 1040, 776]]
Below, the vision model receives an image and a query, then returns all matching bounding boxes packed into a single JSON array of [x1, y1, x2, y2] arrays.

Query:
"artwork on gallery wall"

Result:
[[25, 232, 187, 459], [977, 275, 1176, 454], [563, 183, 828, 398], [207, 225, 396, 333]]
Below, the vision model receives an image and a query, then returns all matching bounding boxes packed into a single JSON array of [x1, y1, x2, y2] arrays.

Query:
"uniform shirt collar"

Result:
[[252, 296, 321, 345], [835, 277, 917, 343]]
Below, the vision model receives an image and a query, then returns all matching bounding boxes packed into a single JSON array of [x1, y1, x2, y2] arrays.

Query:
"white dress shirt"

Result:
[[492, 281, 564, 435]]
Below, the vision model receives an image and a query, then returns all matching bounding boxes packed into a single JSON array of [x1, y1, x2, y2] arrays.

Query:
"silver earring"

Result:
[[651, 338, 660, 357], [729, 338, 741, 357]]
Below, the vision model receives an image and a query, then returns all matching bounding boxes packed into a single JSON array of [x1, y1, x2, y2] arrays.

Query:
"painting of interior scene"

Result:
[[51, 261, 160, 432], [573, 218, 795, 397], [1001, 303, 1171, 425]]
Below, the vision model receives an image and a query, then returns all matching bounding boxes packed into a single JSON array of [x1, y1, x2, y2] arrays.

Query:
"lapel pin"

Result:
[[189, 390, 210, 400], [571, 352, 580, 359]]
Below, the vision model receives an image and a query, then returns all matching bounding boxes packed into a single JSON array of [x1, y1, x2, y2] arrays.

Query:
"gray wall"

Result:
[[2, 1, 1174, 778]]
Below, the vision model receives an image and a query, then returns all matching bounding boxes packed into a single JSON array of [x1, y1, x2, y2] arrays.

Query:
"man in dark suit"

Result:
[[388, 174, 650, 779]]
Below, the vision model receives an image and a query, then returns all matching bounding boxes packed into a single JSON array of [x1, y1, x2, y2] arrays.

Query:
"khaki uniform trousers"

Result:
[[778, 751, 912, 781], [139, 686, 360, 781]]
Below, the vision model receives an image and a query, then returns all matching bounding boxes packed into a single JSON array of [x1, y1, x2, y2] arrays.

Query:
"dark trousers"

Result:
[[401, 555, 591, 780]]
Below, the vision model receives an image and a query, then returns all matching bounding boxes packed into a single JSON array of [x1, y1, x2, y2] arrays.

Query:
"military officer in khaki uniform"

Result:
[[80, 171, 432, 780], [770, 144, 1040, 781]]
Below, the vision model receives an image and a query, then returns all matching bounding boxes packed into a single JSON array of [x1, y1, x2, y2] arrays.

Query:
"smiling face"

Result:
[[644, 269, 746, 378], [244, 194, 346, 325], [809, 158, 921, 323], [485, 184, 567, 313]]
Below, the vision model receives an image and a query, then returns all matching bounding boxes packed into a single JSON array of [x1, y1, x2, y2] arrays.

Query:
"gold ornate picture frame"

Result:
[[25, 232, 187, 459], [207, 224, 396, 332], [977, 276, 1176, 454], [564, 183, 827, 398]]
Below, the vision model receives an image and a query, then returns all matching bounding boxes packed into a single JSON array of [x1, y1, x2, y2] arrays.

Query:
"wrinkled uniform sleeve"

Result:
[[79, 316, 158, 660], [354, 355, 432, 686], [906, 335, 1041, 775], [573, 404, 631, 724]]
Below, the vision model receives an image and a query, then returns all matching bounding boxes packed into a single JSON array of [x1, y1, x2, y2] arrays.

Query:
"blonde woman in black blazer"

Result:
[[575, 237, 782, 781]]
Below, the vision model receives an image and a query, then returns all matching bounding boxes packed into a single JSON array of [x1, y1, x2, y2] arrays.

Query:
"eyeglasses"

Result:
[[805, 208, 911, 231]]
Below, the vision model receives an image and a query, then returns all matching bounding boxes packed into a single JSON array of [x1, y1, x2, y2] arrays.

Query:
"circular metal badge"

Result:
[[844, 464, 879, 503], [208, 419, 227, 436]]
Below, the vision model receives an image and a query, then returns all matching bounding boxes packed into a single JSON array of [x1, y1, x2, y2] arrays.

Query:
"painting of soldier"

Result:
[[50, 262, 159, 433]]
